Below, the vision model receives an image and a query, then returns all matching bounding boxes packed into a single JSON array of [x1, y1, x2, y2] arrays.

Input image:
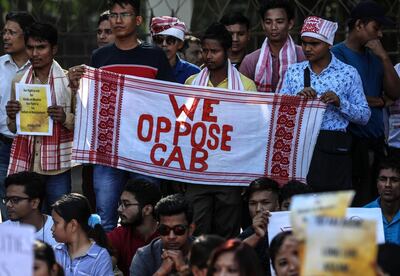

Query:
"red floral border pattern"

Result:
[[269, 95, 301, 183]]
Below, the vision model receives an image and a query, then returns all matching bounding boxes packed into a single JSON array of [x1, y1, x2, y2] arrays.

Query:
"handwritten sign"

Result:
[[289, 191, 354, 241], [16, 83, 53, 136], [302, 216, 377, 276], [0, 224, 34, 276]]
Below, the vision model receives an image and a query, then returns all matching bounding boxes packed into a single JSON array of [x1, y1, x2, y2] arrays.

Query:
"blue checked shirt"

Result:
[[54, 242, 114, 276], [280, 54, 370, 131]]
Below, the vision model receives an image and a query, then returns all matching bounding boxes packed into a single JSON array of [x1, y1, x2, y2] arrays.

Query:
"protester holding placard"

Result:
[[364, 157, 400, 245], [6, 23, 74, 212], [2, 171, 57, 246], [184, 22, 256, 238], [51, 193, 113, 276], [280, 16, 370, 192]]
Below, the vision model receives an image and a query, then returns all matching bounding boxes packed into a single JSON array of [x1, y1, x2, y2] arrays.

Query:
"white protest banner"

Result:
[[302, 216, 377, 276], [0, 224, 34, 276], [268, 208, 385, 245], [73, 67, 326, 185]]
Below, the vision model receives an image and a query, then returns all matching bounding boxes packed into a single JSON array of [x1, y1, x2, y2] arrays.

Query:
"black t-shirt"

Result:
[[90, 42, 175, 82]]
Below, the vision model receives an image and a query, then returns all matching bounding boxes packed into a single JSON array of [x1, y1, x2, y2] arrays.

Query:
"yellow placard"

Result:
[[16, 83, 53, 136], [290, 190, 355, 241], [302, 216, 377, 276]]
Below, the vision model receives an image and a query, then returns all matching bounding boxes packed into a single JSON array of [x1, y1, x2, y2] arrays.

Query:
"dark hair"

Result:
[[269, 231, 292, 270], [279, 180, 312, 206], [5, 11, 35, 33], [377, 243, 400, 276], [202, 22, 232, 51], [378, 157, 400, 177], [123, 179, 161, 213], [25, 22, 58, 46], [245, 177, 280, 200], [5, 172, 45, 209], [190, 235, 225, 269], [98, 10, 110, 26], [220, 12, 250, 30], [182, 35, 201, 52], [154, 194, 193, 224], [108, 0, 141, 15], [347, 18, 375, 31], [207, 239, 263, 276], [52, 193, 111, 254], [34, 240, 65, 276], [258, 0, 295, 21]]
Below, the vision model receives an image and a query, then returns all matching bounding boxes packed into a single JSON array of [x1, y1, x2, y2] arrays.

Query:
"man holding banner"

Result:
[[69, 0, 175, 232], [280, 16, 370, 192], [185, 22, 256, 238], [6, 23, 73, 212]]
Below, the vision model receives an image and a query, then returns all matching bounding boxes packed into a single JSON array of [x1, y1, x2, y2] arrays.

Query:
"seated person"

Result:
[[107, 179, 161, 276], [189, 234, 225, 276], [365, 157, 400, 245], [238, 177, 280, 275], [269, 231, 299, 276], [2, 171, 57, 246], [130, 194, 195, 276], [279, 180, 312, 211]]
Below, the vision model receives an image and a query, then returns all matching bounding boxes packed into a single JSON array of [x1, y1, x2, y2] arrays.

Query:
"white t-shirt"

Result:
[[388, 64, 400, 149], [1, 214, 57, 246]]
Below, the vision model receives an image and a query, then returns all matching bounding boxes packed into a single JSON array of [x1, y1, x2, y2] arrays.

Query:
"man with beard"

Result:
[[151, 16, 200, 84], [365, 158, 400, 245], [107, 179, 161, 276], [130, 194, 194, 276]]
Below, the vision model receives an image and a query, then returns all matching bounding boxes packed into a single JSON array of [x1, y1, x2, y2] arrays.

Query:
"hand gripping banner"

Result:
[[72, 67, 326, 186]]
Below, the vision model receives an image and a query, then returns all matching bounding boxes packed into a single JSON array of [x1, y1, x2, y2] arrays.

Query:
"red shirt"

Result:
[[107, 226, 159, 276]]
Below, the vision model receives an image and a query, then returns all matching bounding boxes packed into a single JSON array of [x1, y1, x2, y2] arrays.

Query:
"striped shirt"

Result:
[[54, 242, 113, 276]]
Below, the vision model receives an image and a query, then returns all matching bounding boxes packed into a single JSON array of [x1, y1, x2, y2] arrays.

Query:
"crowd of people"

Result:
[[0, 0, 400, 275]]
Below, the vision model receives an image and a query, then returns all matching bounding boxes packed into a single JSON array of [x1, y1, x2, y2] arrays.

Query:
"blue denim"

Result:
[[93, 165, 160, 232], [0, 140, 11, 220], [41, 170, 71, 213]]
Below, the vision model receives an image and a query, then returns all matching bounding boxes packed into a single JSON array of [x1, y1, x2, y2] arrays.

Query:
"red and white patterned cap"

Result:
[[301, 16, 338, 45], [150, 16, 187, 41]]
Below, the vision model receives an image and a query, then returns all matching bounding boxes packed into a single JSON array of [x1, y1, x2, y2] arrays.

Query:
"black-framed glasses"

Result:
[[158, 224, 188, 236], [109, 12, 135, 20], [153, 35, 178, 46], [118, 201, 140, 209], [2, 196, 30, 205]]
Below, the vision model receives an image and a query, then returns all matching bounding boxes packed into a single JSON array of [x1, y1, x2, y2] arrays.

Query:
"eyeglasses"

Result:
[[118, 201, 140, 209], [153, 35, 178, 46], [109, 12, 135, 20], [2, 196, 30, 205], [1, 29, 22, 37], [158, 224, 188, 236]]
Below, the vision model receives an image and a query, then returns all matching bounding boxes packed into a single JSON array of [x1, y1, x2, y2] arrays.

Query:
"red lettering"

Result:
[[164, 146, 186, 170], [190, 148, 208, 171], [137, 114, 153, 142], [201, 99, 220, 122], [173, 121, 191, 145], [191, 122, 207, 149], [155, 117, 171, 143], [207, 124, 220, 150], [150, 143, 166, 165], [221, 125, 233, 151], [169, 95, 200, 121]]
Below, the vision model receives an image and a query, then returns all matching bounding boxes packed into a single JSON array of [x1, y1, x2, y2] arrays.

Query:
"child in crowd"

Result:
[[33, 240, 64, 276], [51, 193, 114, 276]]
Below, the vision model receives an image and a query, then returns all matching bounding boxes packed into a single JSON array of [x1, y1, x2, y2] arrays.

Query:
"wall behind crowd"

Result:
[[0, 0, 399, 68]]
